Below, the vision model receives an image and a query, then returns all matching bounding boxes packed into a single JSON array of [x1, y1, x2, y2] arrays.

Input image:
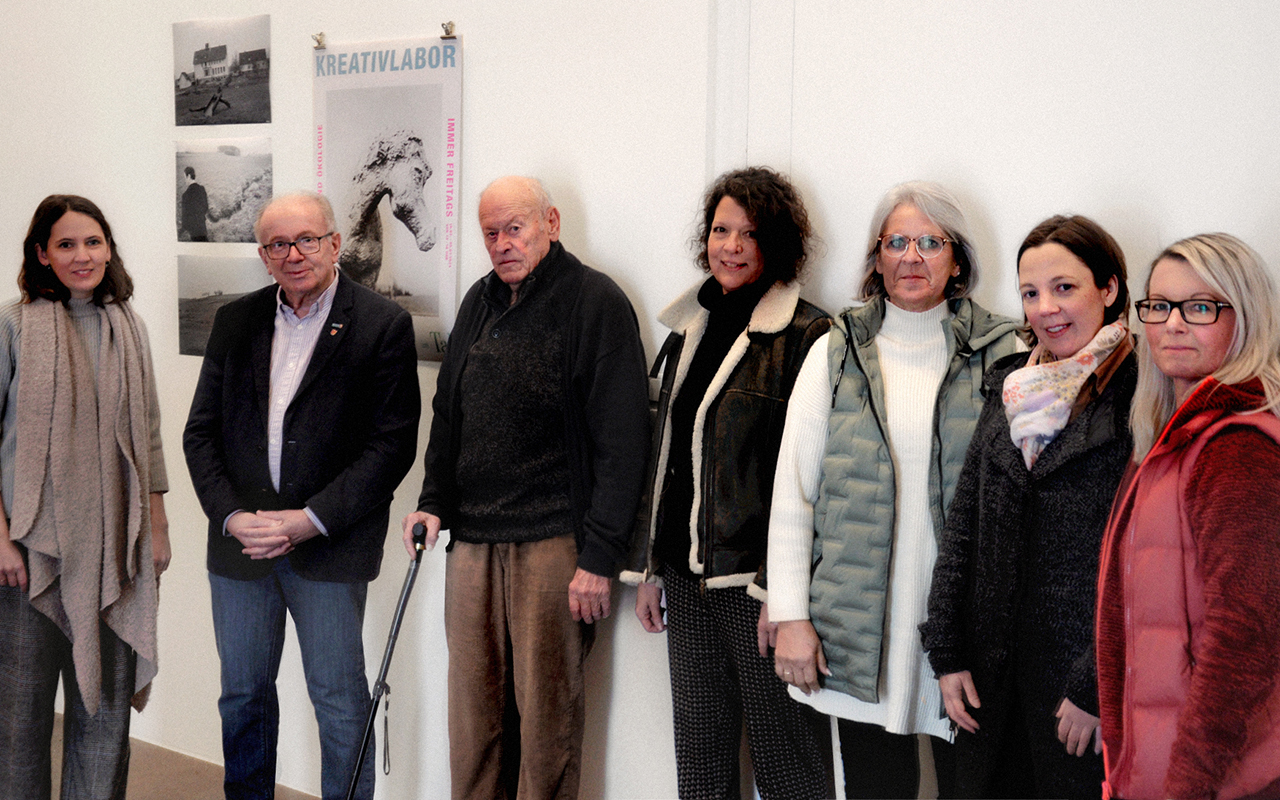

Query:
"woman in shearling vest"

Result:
[[1097, 233, 1280, 800], [767, 181, 1020, 798], [921, 215, 1136, 799], [623, 167, 832, 800]]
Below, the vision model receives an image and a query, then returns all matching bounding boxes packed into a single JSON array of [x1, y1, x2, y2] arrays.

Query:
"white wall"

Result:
[[3, 1, 1280, 798]]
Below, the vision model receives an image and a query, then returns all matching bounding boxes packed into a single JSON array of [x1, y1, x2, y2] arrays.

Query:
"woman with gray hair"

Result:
[[764, 181, 1020, 797]]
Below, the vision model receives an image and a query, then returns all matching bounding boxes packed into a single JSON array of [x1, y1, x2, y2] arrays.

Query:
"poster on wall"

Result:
[[175, 137, 273, 242], [173, 15, 272, 125], [313, 36, 461, 361], [177, 254, 272, 356]]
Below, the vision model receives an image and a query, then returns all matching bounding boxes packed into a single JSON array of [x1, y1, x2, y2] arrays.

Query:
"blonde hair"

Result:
[[1130, 232, 1280, 458]]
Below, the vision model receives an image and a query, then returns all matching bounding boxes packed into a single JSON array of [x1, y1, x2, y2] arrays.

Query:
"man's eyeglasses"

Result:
[[1135, 298, 1233, 325], [879, 234, 951, 260], [262, 232, 336, 260]]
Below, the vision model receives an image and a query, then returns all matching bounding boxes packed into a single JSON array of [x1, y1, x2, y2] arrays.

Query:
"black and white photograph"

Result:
[[177, 254, 272, 356], [315, 36, 461, 361], [175, 137, 272, 243], [174, 15, 271, 126]]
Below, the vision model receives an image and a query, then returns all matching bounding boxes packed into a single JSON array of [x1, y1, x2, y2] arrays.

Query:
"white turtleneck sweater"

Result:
[[768, 300, 952, 739]]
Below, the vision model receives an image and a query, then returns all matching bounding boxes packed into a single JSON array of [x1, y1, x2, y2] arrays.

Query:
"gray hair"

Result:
[[253, 192, 338, 244], [858, 181, 979, 301], [480, 176, 555, 217]]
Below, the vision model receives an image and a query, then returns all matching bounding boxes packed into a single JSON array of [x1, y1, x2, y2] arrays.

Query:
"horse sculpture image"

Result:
[[340, 130, 436, 290]]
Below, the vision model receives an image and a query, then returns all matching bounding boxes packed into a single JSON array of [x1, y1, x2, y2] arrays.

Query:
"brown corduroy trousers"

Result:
[[445, 536, 591, 800]]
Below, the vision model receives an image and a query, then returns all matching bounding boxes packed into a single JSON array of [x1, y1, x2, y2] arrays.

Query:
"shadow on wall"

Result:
[[580, 607, 616, 797]]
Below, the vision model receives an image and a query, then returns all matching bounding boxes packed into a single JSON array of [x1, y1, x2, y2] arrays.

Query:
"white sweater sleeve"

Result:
[[767, 331, 833, 622]]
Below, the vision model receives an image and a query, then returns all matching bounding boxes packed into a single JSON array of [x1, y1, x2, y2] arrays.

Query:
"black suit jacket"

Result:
[[183, 273, 421, 582]]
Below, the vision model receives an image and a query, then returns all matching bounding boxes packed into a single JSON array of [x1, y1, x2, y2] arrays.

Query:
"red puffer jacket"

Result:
[[1097, 379, 1280, 800]]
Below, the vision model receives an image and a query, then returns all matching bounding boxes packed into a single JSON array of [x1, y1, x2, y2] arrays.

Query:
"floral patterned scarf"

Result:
[[1002, 321, 1128, 469]]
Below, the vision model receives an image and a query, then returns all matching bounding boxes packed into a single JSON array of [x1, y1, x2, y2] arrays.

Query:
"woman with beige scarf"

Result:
[[0, 195, 169, 800], [921, 215, 1135, 798]]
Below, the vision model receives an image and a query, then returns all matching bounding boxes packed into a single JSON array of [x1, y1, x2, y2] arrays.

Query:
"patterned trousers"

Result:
[[0, 584, 136, 800], [662, 567, 830, 800]]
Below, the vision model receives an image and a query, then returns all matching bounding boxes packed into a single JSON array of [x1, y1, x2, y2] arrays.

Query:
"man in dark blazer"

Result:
[[184, 192, 420, 800]]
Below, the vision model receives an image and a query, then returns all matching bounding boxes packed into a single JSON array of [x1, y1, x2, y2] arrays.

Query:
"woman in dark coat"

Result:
[[921, 215, 1135, 799]]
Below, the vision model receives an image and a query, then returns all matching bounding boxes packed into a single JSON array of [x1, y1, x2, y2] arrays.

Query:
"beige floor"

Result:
[[50, 714, 318, 800]]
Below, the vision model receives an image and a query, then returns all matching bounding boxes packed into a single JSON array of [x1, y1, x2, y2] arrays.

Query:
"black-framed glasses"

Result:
[[878, 234, 951, 260], [262, 232, 336, 260], [1135, 298, 1233, 325]]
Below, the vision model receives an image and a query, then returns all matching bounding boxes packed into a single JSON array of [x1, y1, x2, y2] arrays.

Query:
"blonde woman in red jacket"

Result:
[[1096, 232, 1280, 800]]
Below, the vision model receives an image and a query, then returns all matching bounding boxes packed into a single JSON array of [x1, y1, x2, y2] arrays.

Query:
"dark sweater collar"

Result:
[[696, 275, 772, 323], [483, 240, 567, 307]]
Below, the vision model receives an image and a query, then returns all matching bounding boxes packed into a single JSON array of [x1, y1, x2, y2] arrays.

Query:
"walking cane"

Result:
[[345, 522, 428, 800]]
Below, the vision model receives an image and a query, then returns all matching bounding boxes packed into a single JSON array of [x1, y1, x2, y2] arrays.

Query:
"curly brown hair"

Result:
[[692, 167, 813, 285]]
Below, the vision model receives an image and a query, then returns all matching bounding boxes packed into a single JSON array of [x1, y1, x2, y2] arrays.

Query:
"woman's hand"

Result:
[[0, 537, 27, 591], [756, 602, 778, 657], [1055, 697, 1102, 756], [939, 671, 982, 733], [774, 619, 828, 695], [150, 493, 171, 576], [635, 583, 665, 633]]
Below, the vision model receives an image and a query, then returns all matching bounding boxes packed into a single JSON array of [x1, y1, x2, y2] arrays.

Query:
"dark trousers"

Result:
[[663, 567, 830, 800], [0, 584, 136, 800], [953, 669, 1103, 800], [837, 720, 956, 799], [209, 561, 374, 800]]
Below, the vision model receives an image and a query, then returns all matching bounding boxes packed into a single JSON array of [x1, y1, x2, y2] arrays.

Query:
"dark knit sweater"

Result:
[[453, 273, 573, 542]]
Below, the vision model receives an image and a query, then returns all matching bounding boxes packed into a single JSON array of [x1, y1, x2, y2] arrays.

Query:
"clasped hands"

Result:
[[228, 509, 321, 559], [758, 605, 830, 695]]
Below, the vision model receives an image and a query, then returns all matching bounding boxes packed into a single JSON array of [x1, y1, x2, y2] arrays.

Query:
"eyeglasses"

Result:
[[1135, 298, 1233, 325], [262, 232, 336, 260], [878, 234, 951, 260]]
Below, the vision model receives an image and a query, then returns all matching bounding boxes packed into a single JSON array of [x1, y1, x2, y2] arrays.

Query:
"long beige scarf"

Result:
[[10, 298, 158, 714]]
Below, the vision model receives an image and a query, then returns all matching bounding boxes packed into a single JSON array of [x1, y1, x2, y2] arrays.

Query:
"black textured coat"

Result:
[[920, 349, 1137, 796], [416, 242, 650, 578]]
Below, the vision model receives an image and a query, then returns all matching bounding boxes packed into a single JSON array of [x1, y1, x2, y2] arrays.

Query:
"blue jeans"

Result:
[[209, 560, 373, 800]]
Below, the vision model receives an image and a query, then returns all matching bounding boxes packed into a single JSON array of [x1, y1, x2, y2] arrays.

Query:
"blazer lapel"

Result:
[[290, 273, 354, 404], [251, 289, 277, 425]]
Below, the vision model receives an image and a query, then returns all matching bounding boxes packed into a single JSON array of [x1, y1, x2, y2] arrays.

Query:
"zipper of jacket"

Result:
[[846, 317, 896, 697]]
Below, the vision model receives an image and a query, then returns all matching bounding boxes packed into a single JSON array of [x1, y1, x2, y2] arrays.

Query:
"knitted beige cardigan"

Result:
[[10, 298, 160, 714]]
